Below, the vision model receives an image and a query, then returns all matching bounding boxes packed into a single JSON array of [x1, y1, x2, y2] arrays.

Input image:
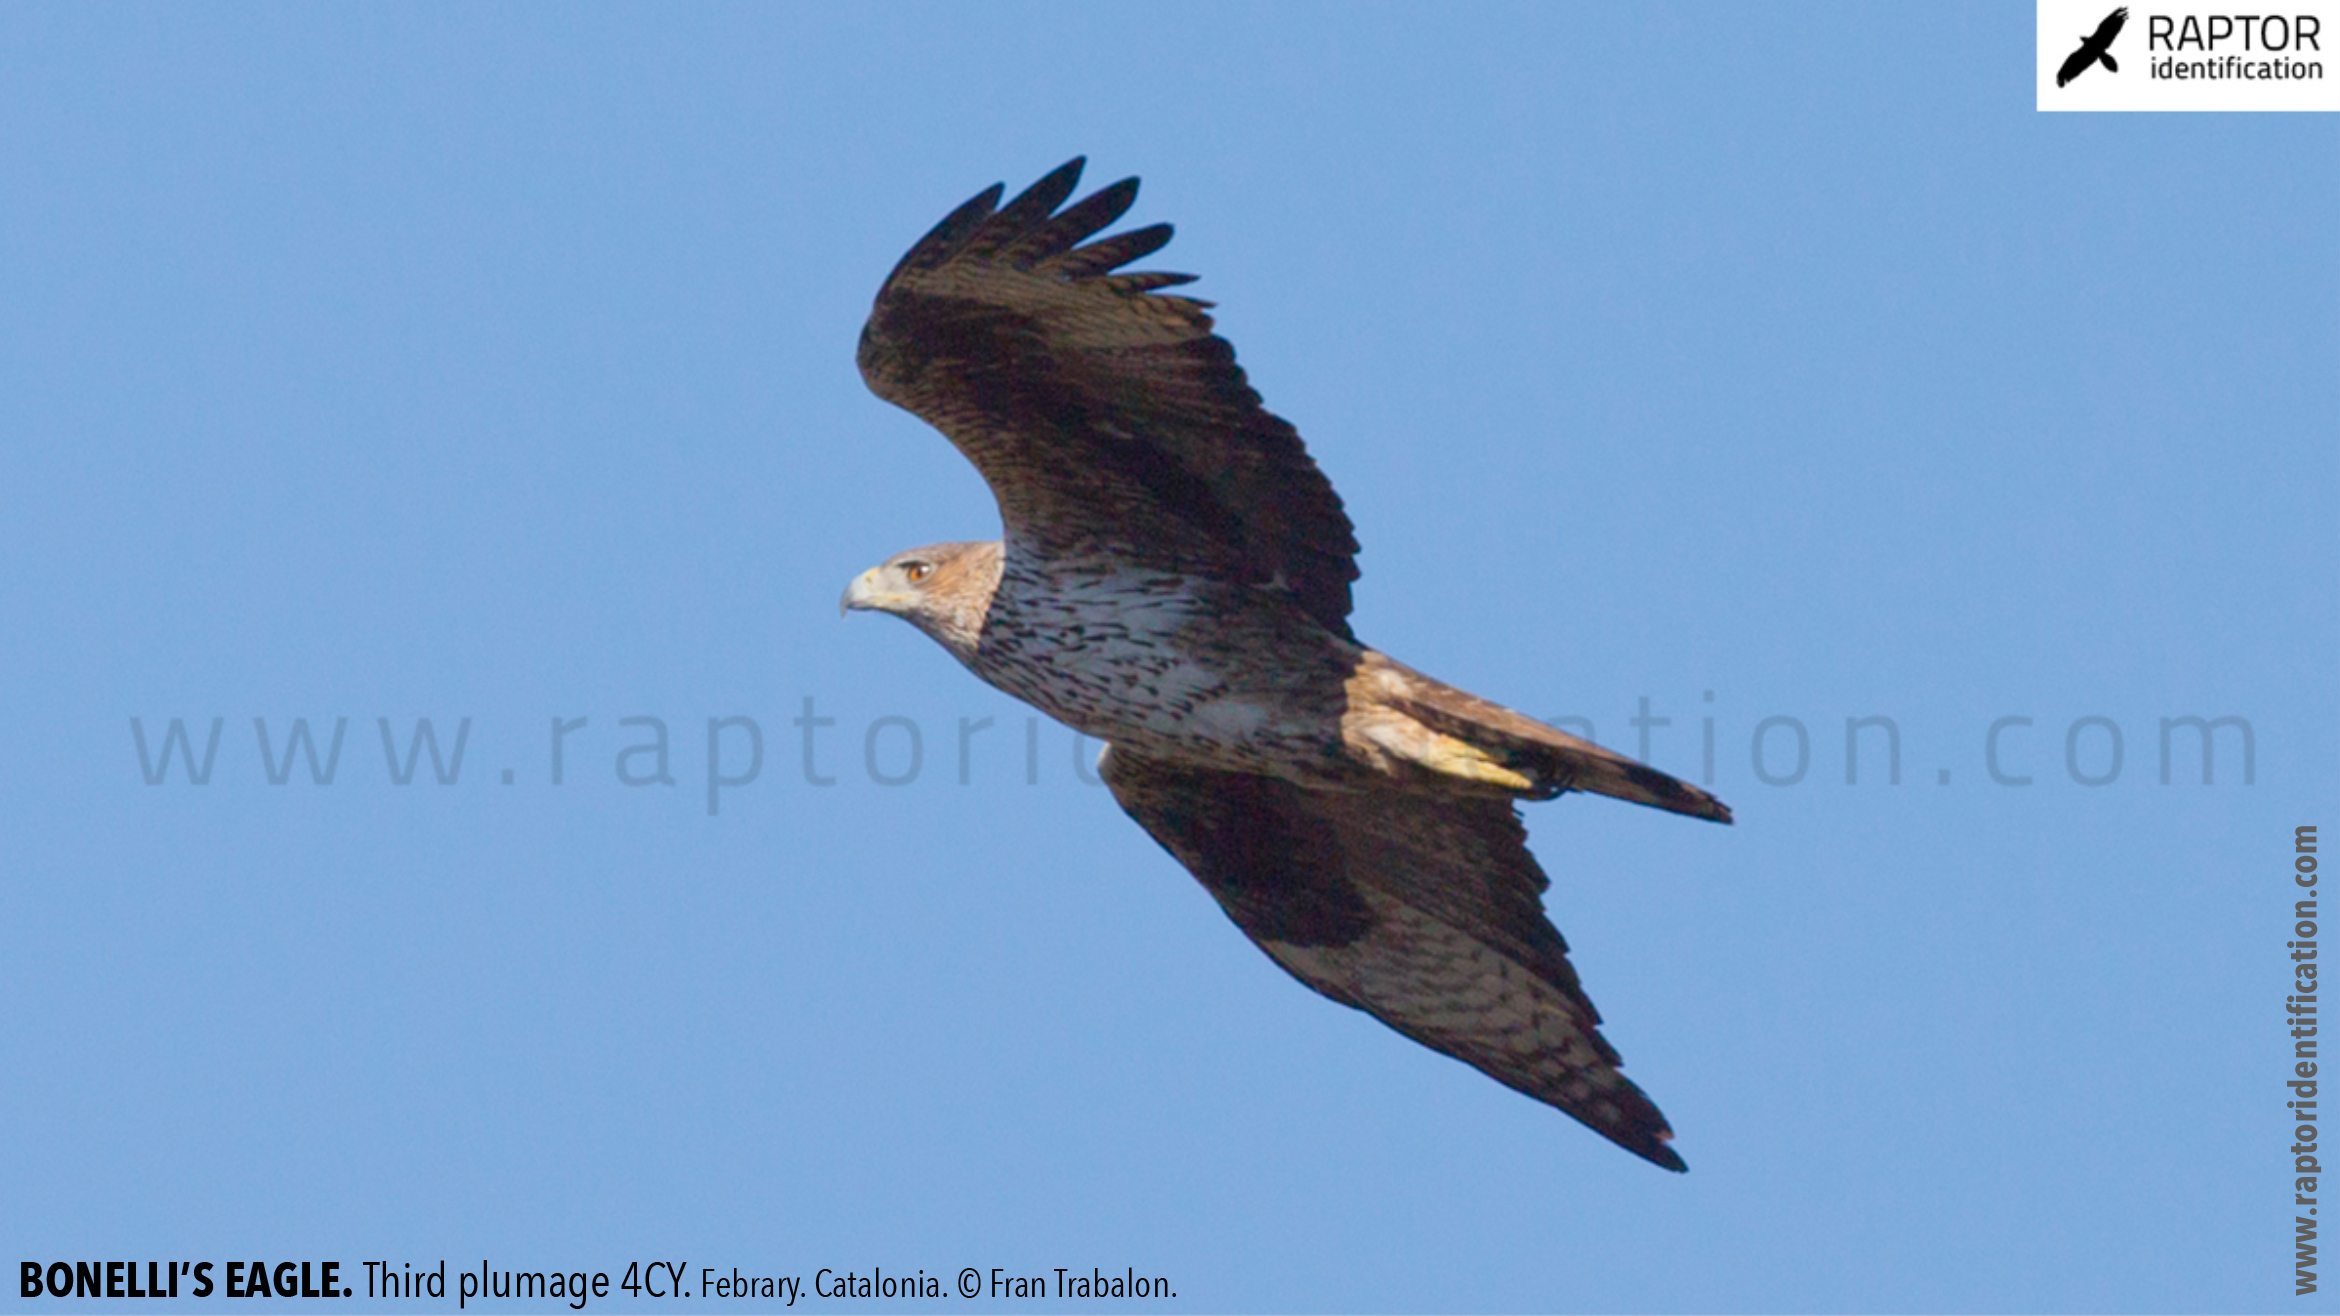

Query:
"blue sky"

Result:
[[2, 4, 2333, 1312]]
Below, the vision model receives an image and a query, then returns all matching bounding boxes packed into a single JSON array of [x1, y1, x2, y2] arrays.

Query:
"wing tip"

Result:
[[878, 178, 1004, 289], [1580, 1077, 1688, 1171], [1642, 1137, 1689, 1173], [1004, 156, 1088, 221], [887, 158, 1175, 285], [1597, 1096, 1688, 1171], [1563, 1084, 1687, 1171]]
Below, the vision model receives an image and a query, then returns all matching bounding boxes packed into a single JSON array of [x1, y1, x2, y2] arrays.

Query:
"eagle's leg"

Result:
[[1341, 708, 1543, 796]]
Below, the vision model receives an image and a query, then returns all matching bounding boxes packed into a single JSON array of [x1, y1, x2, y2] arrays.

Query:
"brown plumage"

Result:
[[843, 159, 1729, 1170]]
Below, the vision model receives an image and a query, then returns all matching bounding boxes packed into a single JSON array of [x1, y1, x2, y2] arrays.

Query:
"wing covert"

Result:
[[858, 158, 1361, 639]]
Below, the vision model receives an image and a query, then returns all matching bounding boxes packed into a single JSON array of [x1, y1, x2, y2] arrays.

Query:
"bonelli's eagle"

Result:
[[844, 160, 1730, 1170]]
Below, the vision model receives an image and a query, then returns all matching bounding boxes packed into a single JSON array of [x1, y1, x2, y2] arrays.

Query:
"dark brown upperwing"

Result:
[[1100, 746, 1686, 1170], [857, 158, 1361, 639]]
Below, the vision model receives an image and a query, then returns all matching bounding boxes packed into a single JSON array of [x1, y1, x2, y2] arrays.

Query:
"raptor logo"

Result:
[[2058, 6, 2131, 84]]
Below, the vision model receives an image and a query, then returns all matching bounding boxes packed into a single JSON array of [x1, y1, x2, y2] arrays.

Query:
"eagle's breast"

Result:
[[967, 552, 1355, 776]]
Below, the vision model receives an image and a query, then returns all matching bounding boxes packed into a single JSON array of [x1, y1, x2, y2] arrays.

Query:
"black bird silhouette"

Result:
[[2058, 7, 2129, 86]]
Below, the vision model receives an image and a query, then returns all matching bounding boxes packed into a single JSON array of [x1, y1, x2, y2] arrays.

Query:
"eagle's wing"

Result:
[[2093, 6, 2128, 44], [1101, 746, 1686, 1170], [857, 159, 1361, 639]]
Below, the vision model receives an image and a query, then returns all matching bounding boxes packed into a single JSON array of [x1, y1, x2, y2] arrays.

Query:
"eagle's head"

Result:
[[840, 540, 1002, 662]]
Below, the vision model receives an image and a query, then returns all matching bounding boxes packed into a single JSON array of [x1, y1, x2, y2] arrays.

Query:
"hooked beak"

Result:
[[840, 567, 897, 617]]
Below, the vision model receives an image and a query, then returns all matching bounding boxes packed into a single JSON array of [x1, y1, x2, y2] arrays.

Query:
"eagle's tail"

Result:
[[2101, 52, 2119, 72], [1348, 653, 1733, 823]]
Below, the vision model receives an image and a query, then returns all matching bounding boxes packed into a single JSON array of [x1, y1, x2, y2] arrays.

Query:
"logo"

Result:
[[2037, 1, 2339, 109], [2057, 6, 2130, 84]]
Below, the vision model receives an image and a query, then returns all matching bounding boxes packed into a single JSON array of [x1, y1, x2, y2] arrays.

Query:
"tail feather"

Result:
[[1361, 655, 1733, 823]]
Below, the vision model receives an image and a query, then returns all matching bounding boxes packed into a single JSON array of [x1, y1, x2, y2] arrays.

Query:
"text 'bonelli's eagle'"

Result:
[[844, 159, 1729, 1170]]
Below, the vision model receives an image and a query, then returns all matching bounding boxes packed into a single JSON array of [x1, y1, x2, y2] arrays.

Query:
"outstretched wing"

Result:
[[1100, 747, 1686, 1170], [858, 158, 1361, 639], [2092, 6, 2128, 45]]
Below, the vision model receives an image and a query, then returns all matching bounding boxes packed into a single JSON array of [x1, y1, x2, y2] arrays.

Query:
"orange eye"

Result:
[[903, 562, 932, 583]]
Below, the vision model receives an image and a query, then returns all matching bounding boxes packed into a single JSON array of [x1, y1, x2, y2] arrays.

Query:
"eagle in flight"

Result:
[[843, 160, 1730, 1170]]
